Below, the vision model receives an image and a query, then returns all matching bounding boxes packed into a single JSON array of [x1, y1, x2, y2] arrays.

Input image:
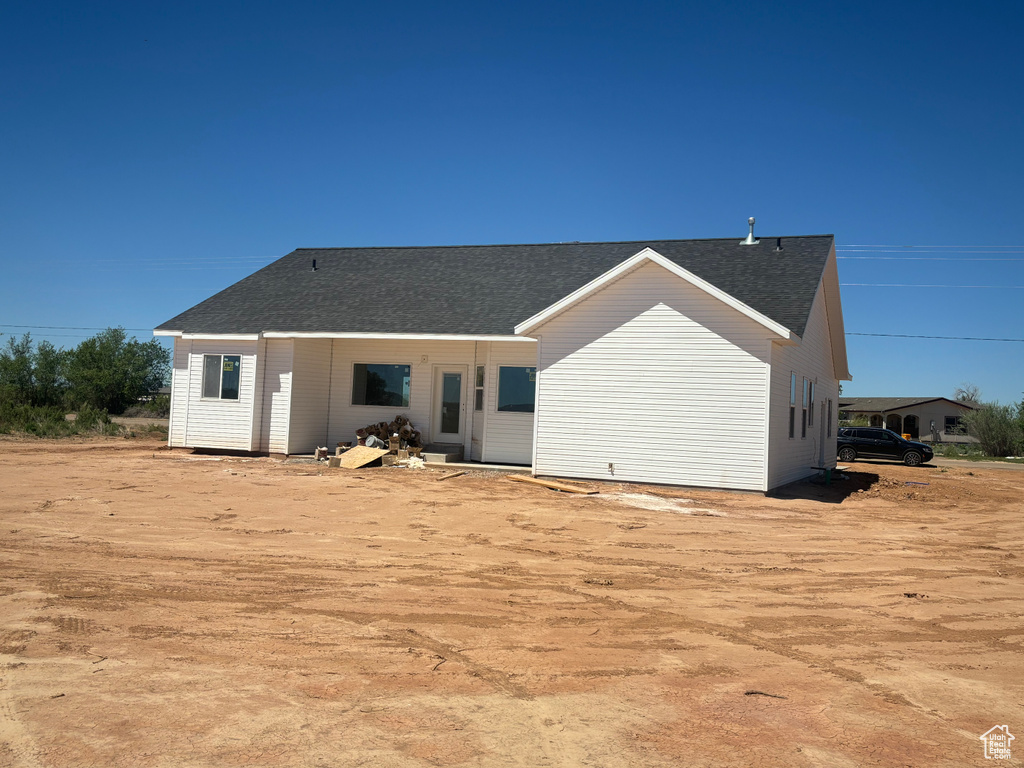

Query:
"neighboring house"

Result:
[[155, 231, 851, 492], [838, 397, 978, 443]]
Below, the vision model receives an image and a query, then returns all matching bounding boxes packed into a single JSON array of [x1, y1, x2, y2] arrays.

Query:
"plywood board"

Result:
[[336, 446, 390, 469], [506, 475, 598, 494]]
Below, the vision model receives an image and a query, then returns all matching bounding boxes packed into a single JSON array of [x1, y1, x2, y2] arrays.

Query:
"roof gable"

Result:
[[156, 235, 835, 337], [514, 247, 793, 338]]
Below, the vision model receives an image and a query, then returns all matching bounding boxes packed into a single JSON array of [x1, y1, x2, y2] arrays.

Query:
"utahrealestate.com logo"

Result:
[[980, 726, 1014, 760]]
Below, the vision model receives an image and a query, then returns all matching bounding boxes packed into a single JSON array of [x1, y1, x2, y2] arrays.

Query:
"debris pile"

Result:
[[355, 414, 423, 449]]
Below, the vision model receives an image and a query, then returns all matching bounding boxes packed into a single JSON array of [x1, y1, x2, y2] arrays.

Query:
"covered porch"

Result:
[[258, 336, 538, 464]]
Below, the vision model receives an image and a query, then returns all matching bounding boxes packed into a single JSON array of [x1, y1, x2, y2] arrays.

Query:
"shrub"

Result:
[[121, 394, 170, 418], [962, 402, 1024, 457], [0, 403, 119, 438]]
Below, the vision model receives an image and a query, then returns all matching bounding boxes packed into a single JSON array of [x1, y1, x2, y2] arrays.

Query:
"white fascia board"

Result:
[[181, 333, 261, 341], [153, 330, 182, 337], [514, 247, 794, 339], [822, 244, 852, 381], [261, 331, 533, 342]]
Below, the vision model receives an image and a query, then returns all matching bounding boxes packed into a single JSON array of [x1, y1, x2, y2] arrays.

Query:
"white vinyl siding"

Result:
[[288, 339, 333, 455], [249, 338, 268, 450], [482, 342, 538, 464], [471, 348, 488, 459], [258, 339, 293, 454], [530, 261, 772, 490], [182, 339, 258, 450], [767, 278, 840, 489], [325, 338, 484, 457], [168, 337, 191, 447]]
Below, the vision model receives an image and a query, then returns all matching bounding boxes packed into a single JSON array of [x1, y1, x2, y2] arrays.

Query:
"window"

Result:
[[801, 377, 808, 438], [497, 366, 536, 413], [352, 364, 410, 407], [944, 416, 965, 435], [807, 381, 815, 427], [789, 373, 796, 439], [202, 355, 241, 400], [827, 399, 833, 437], [475, 365, 485, 411]]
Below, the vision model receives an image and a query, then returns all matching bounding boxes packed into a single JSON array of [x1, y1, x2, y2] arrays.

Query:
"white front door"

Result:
[[432, 366, 467, 444]]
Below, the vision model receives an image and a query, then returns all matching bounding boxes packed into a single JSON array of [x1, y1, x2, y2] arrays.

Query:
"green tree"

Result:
[[31, 340, 67, 407], [0, 334, 35, 404], [64, 328, 169, 414]]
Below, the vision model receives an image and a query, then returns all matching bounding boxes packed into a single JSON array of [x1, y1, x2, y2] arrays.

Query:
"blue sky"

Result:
[[1, 1, 1022, 403]]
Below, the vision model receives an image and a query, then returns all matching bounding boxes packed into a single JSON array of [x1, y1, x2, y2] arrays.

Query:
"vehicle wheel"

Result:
[[838, 447, 856, 462], [904, 451, 922, 467]]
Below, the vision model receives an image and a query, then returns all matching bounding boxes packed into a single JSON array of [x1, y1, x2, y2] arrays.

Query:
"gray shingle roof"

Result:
[[156, 235, 835, 336], [838, 397, 979, 412]]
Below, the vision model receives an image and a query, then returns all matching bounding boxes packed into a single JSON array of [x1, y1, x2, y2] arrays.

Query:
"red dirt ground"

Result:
[[1, 435, 1022, 767]]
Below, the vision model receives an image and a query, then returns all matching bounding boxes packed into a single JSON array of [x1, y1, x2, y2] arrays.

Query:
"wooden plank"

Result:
[[337, 446, 390, 469], [506, 475, 598, 494], [436, 470, 467, 482]]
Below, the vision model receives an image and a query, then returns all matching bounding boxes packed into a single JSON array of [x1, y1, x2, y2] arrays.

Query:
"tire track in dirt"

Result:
[[458, 566, 926, 710], [0, 677, 44, 768]]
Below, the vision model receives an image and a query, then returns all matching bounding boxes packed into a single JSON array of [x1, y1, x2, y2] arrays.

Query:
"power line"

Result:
[[838, 256, 1024, 261], [841, 283, 1022, 288], [838, 244, 1024, 249], [847, 332, 1024, 342], [0, 332, 115, 339], [0, 324, 153, 331]]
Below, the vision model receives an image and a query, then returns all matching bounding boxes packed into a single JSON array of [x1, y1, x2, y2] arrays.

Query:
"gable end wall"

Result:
[[531, 261, 773, 491]]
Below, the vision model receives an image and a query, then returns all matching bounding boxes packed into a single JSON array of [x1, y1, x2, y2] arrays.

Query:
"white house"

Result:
[[155, 229, 851, 492]]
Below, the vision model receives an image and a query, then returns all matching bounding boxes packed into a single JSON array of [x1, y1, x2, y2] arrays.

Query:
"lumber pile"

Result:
[[355, 414, 423, 449]]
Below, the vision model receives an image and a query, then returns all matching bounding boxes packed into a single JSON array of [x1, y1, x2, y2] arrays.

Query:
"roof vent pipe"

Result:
[[740, 217, 758, 245], [775, 237, 783, 251], [311, 259, 318, 272]]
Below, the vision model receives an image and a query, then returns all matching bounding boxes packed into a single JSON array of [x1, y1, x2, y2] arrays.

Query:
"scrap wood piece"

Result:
[[336, 446, 390, 469], [744, 690, 787, 699], [506, 475, 598, 495], [437, 470, 467, 482]]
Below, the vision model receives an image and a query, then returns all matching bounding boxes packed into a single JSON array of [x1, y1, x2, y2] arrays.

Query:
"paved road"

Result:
[[931, 456, 1024, 471], [838, 457, 1024, 472]]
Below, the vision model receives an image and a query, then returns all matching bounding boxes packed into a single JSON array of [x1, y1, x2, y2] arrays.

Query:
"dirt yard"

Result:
[[1, 436, 1022, 767]]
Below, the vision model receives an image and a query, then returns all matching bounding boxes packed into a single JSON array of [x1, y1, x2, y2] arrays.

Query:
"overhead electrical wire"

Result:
[[839, 244, 1024, 248], [838, 256, 1024, 261], [837, 243, 1024, 262], [0, 324, 153, 331], [841, 283, 1022, 288], [847, 332, 1024, 343]]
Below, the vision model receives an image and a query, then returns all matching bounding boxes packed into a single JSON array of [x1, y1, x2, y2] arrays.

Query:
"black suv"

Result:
[[836, 428, 934, 466]]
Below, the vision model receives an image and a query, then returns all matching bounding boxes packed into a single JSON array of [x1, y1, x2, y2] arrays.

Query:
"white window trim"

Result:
[[200, 354, 242, 402], [801, 377, 809, 439], [789, 372, 797, 439], [475, 365, 485, 412]]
